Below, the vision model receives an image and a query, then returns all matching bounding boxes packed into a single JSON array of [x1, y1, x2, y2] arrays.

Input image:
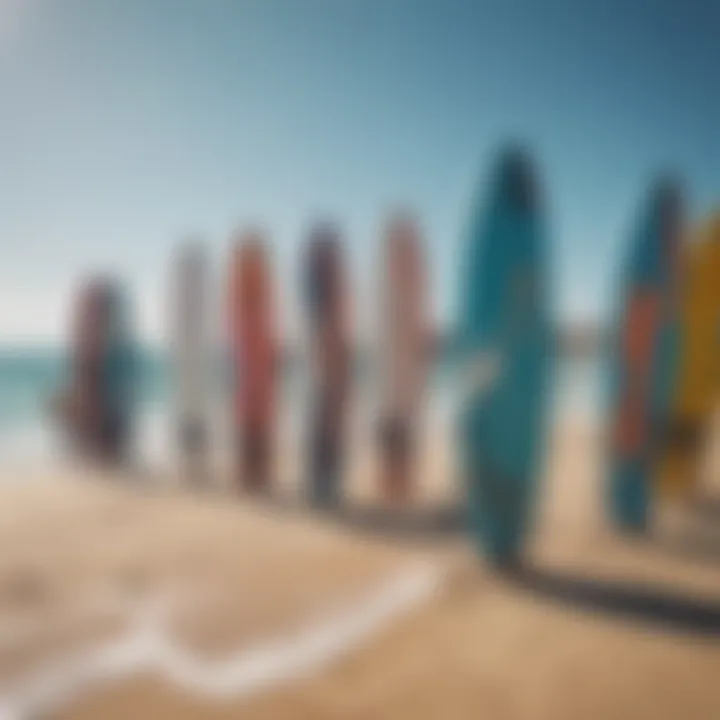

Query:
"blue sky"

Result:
[[2, 0, 719, 345]]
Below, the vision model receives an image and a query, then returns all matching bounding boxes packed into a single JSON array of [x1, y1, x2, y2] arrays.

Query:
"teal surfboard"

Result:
[[606, 179, 683, 533], [456, 147, 553, 567], [102, 280, 137, 464]]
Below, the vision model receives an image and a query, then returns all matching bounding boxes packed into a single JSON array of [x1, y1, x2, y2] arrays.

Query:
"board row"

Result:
[[51, 146, 720, 567]]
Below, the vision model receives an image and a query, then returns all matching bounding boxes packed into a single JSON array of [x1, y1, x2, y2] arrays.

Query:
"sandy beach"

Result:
[[1, 418, 720, 719]]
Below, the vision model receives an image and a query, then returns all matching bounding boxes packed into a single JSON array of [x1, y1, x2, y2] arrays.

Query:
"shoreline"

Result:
[[2, 417, 720, 718]]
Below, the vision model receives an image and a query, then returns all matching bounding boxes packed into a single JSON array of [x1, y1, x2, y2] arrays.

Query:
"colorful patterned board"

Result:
[[304, 225, 351, 509], [607, 180, 683, 532], [172, 242, 209, 482], [656, 214, 720, 499], [228, 231, 277, 493], [456, 148, 552, 567], [377, 215, 429, 502]]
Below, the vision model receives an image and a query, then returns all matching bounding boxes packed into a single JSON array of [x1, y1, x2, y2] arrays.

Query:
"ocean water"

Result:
[[0, 349, 166, 467], [0, 348, 602, 470]]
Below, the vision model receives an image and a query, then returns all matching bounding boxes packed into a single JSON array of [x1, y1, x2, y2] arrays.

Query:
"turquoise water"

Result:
[[0, 351, 66, 432], [0, 349, 168, 431], [0, 347, 601, 464]]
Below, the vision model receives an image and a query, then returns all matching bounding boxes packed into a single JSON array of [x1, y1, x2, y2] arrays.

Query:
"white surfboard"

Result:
[[171, 241, 210, 482]]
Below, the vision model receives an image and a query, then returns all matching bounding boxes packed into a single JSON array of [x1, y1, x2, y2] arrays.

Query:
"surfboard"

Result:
[[656, 213, 720, 499], [304, 224, 351, 509], [228, 230, 277, 493], [456, 147, 552, 568], [61, 278, 109, 457], [172, 242, 209, 484], [377, 214, 429, 502], [60, 277, 136, 465], [100, 280, 137, 465], [607, 179, 684, 532]]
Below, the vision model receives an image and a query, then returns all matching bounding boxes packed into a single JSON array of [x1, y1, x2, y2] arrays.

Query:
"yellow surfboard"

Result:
[[658, 213, 720, 498]]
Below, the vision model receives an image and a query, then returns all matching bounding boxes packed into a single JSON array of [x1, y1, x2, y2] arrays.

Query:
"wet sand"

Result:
[[2, 420, 720, 719]]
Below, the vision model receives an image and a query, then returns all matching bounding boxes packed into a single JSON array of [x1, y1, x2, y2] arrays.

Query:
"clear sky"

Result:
[[3, 0, 718, 346]]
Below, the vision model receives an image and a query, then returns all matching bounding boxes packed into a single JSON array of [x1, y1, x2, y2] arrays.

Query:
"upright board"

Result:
[[377, 215, 429, 502], [456, 148, 552, 567], [304, 225, 350, 509], [656, 213, 720, 499], [607, 180, 683, 532], [60, 279, 109, 457], [59, 277, 135, 465], [100, 280, 136, 465], [228, 231, 277, 493], [172, 242, 209, 483]]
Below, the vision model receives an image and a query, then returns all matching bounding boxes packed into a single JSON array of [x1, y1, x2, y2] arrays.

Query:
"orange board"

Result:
[[228, 231, 277, 492]]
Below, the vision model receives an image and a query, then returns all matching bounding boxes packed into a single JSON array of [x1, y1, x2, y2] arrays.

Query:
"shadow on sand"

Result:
[[651, 527, 720, 569], [644, 494, 720, 568], [688, 495, 720, 523], [241, 494, 469, 541], [110, 464, 720, 637], [333, 503, 467, 539], [508, 563, 720, 637]]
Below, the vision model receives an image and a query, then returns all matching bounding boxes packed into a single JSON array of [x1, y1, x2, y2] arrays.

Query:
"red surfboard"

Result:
[[228, 230, 278, 493]]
